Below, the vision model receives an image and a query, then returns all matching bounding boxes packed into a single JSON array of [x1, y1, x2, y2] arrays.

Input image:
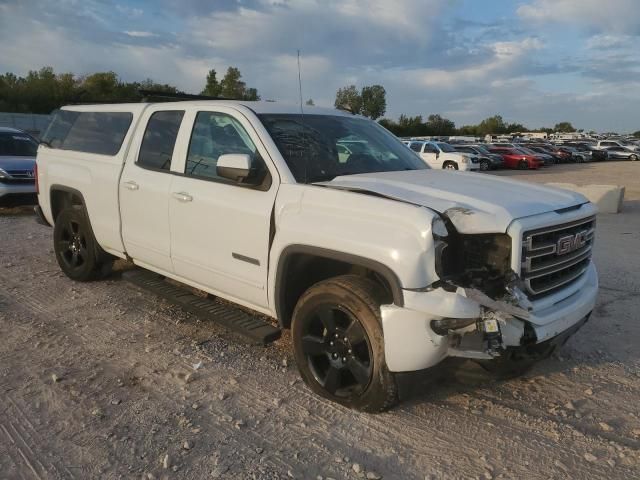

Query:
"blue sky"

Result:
[[1, 0, 639, 132]]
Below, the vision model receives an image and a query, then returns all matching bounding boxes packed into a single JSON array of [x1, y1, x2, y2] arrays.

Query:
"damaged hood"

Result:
[[316, 170, 588, 233]]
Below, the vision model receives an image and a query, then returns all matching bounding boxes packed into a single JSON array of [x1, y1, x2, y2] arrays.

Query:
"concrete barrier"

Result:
[[546, 183, 625, 214]]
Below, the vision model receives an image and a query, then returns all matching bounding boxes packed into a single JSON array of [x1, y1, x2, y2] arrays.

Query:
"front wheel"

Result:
[[480, 160, 490, 171], [291, 275, 398, 412], [630, 154, 638, 161], [53, 206, 113, 281], [518, 160, 528, 170], [443, 161, 458, 170]]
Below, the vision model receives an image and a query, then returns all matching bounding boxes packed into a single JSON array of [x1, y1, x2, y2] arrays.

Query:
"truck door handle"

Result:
[[172, 192, 193, 203], [122, 180, 139, 191]]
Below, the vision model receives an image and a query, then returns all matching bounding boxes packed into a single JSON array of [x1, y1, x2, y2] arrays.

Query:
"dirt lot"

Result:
[[1, 161, 639, 480]]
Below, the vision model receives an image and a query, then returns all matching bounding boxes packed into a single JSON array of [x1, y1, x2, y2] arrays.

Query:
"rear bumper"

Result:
[[380, 263, 598, 372]]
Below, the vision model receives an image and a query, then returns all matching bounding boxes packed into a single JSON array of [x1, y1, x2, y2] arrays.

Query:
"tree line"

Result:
[[1, 69, 632, 137], [0, 66, 259, 114]]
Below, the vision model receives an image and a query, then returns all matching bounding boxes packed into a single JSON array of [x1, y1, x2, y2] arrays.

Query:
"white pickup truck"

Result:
[[35, 101, 598, 412]]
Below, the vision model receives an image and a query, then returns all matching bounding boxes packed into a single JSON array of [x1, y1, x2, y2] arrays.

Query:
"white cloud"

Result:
[[517, 0, 640, 34], [124, 31, 157, 38]]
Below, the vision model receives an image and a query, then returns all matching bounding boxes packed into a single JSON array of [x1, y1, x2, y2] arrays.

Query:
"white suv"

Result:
[[35, 101, 598, 412], [405, 140, 479, 171]]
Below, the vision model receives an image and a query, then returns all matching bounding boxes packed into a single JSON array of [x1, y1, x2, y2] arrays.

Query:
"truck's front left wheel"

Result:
[[53, 206, 113, 281], [291, 275, 398, 413]]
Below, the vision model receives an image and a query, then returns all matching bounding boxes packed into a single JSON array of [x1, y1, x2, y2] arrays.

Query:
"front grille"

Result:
[[521, 216, 595, 298], [6, 169, 34, 179]]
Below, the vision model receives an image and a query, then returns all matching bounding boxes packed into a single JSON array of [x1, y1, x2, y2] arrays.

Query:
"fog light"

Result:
[[430, 317, 477, 336]]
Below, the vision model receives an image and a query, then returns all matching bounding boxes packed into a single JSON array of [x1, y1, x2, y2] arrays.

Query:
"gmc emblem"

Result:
[[556, 231, 588, 255]]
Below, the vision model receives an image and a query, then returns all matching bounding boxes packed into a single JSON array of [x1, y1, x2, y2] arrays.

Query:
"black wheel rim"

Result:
[[57, 219, 88, 271], [481, 161, 489, 171], [300, 304, 373, 398]]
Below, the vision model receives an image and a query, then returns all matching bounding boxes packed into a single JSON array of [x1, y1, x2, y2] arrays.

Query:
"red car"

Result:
[[487, 146, 540, 169]]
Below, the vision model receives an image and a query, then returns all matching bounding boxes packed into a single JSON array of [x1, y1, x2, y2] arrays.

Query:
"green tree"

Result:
[[554, 121, 575, 132], [477, 115, 507, 135], [201, 69, 221, 97], [243, 87, 260, 101], [633, 131, 640, 139], [360, 85, 386, 120], [334, 85, 362, 114], [425, 114, 455, 136], [305, 98, 315, 106]]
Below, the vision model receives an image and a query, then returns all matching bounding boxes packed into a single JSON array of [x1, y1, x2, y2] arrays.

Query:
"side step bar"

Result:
[[122, 269, 281, 345]]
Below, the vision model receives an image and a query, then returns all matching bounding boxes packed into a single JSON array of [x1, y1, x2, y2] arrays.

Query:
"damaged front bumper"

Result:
[[380, 262, 598, 372]]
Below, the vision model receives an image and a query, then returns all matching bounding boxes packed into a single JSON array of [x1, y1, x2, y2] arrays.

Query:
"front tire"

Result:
[[480, 160, 490, 171], [630, 154, 638, 161], [518, 160, 528, 170], [443, 161, 458, 170], [53, 206, 113, 281], [291, 275, 398, 412]]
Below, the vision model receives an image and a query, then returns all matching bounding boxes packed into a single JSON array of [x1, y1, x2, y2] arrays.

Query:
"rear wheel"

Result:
[[291, 275, 398, 412], [443, 161, 458, 170], [480, 160, 490, 171], [53, 206, 113, 281], [630, 154, 638, 161]]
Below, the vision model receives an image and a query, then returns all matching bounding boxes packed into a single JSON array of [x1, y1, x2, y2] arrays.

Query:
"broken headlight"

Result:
[[433, 219, 512, 297]]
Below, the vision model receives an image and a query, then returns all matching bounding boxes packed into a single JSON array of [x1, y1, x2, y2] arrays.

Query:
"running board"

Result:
[[122, 269, 281, 345]]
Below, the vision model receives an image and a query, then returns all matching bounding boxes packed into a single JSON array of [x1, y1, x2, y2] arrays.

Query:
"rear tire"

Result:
[[53, 206, 113, 281], [443, 161, 458, 170], [630, 154, 638, 161], [480, 160, 490, 171], [291, 275, 398, 412]]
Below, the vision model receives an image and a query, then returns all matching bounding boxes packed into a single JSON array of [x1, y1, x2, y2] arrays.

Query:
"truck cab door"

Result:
[[420, 144, 440, 168], [167, 107, 279, 310], [119, 106, 187, 273]]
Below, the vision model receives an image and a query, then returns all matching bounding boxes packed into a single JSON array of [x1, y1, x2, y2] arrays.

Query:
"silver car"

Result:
[[0, 127, 38, 206], [605, 146, 639, 161]]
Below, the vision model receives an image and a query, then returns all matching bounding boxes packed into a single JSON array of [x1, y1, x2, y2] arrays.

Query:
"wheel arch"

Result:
[[274, 245, 404, 329], [49, 185, 87, 223]]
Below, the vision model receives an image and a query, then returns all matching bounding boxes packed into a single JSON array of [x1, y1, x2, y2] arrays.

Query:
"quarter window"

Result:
[[42, 110, 132, 155], [137, 111, 185, 171], [185, 111, 259, 181]]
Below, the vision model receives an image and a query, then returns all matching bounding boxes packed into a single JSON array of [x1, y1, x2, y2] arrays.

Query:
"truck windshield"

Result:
[[0, 132, 39, 157], [258, 114, 427, 183]]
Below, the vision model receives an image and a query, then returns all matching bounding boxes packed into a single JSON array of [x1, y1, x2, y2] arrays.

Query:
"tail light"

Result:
[[35, 162, 39, 194]]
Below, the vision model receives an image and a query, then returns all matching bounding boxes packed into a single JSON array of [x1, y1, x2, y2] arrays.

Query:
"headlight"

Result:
[[461, 156, 469, 164], [0, 168, 8, 179]]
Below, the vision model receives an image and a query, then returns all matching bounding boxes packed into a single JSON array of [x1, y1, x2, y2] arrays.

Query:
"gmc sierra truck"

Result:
[[35, 101, 598, 412]]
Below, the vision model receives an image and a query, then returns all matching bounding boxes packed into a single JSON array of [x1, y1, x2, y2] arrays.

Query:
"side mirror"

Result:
[[217, 153, 260, 184]]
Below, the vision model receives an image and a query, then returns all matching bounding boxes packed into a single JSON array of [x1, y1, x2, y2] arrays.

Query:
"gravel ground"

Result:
[[1, 162, 639, 479]]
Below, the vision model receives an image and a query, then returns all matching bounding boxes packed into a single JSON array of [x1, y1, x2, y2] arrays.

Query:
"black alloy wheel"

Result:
[[480, 159, 490, 171], [518, 160, 528, 170], [298, 303, 373, 397], [57, 217, 89, 273]]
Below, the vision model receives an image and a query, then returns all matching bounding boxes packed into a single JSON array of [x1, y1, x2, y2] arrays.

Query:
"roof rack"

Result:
[[138, 90, 238, 102]]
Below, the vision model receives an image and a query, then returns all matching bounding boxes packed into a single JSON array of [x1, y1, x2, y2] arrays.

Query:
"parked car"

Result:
[[605, 146, 639, 161], [36, 101, 598, 412], [515, 146, 554, 166], [0, 127, 39, 206], [596, 140, 640, 152], [565, 142, 607, 162], [487, 145, 540, 169], [557, 146, 591, 163], [527, 146, 561, 163], [405, 140, 479, 171], [452, 144, 503, 170]]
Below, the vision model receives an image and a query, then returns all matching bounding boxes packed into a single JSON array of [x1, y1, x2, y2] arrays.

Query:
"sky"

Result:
[[0, 0, 639, 132]]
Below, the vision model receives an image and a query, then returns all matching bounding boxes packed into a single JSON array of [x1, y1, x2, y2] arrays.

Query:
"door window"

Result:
[[137, 110, 185, 171], [409, 142, 422, 152], [184, 111, 260, 182]]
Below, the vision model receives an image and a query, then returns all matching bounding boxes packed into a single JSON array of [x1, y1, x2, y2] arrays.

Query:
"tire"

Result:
[[630, 154, 638, 161], [53, 205, 113, 281], [443, 161, 458, 170], [480, 160, 490, 171], [518, 160, 528, 170], [291, 275, 398, 412]]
